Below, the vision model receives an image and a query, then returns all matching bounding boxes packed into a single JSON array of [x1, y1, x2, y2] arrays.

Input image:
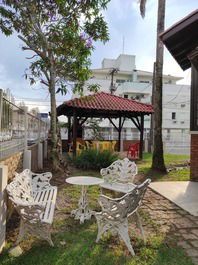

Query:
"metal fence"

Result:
[[163, 130, 190, 155], [0, 89, 49, 160]]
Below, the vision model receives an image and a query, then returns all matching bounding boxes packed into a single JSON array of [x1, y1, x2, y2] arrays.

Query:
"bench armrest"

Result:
[[15, 202, 45, 223]]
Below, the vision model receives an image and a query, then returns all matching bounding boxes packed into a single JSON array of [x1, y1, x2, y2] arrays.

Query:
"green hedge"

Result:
[[67, 149, 120, 170]]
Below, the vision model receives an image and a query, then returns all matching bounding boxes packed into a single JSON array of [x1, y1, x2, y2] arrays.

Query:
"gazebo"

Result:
[[57, 92, 154, 158]]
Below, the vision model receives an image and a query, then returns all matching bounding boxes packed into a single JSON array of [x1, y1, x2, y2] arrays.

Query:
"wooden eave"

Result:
[[160, 9, 198, 70]]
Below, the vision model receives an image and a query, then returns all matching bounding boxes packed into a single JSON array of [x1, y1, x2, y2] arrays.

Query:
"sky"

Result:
[[0, 0, 197, 113]]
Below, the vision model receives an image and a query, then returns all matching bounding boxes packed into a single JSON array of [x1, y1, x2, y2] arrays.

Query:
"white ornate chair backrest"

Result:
[[6, 169, 34, 205], [100, 158, 138, 184], [31, 172, 52, 193], [124, 179, 151, 217], [98, 179, 151, 221]]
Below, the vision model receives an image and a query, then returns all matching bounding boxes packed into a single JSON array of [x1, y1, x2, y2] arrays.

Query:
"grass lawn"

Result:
[[0, 153, 194, 265], [0, 221, 194, 265], [0, 184, 194, 265], [137, 153, 190, 182]]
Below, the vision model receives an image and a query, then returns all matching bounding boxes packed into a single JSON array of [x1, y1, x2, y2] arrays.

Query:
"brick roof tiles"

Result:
[[58, 92, 154, 114]]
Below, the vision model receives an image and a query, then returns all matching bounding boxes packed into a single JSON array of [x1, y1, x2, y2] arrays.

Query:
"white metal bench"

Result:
[[100, 158, 138, 193], [95, 179, 151, 256], [6, 169, 57, 246]]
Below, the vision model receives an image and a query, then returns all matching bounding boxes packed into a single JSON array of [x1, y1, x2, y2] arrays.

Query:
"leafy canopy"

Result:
[[0, 0, 110, 95]]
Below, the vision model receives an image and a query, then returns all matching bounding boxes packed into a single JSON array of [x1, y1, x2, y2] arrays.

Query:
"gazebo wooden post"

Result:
[[139, 115, 144, 159], [118, 117, 122, 152], [67, 116, 71, 152], [73, 109, 77, 156]]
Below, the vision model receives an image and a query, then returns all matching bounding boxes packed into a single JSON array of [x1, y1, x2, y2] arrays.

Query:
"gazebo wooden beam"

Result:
[[67, 116, 71, 152], [108, 117, 119, 131], [73, 109, 77, 156], [118, 117, 122, 152], [139, 115, 144, 160], [130, 117, 141, 131], [117, 117, 126, 152], [79, 117, 88, 126]]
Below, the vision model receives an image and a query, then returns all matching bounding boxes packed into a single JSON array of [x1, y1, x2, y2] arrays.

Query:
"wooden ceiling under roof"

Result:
[[160, 9, 198, 71]]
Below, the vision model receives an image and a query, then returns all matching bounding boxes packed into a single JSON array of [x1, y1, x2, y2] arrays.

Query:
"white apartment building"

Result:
[[73, 54, 191, 154]]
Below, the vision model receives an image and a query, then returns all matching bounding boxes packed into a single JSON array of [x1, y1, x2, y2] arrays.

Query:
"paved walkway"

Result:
[[142, 188, 198, 265], [150, 181, 198, 216]]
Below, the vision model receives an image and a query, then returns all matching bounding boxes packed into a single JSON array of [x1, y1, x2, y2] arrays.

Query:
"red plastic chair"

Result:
[[127, 142, 140, 159]]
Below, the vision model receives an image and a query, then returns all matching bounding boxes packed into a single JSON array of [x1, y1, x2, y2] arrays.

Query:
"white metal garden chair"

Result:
[[95, 178, 151, 256], [100, 158, 138, 193]]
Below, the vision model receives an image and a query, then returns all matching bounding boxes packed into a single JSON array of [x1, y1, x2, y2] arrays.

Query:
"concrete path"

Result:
[[142, 188, 198, 265], [150, 181, 198, 216]]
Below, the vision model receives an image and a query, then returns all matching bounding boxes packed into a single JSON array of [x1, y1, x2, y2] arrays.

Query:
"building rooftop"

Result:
[[91, 68, 182, 80]]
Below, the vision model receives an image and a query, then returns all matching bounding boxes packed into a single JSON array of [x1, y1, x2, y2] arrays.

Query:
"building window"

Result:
[[172, 112, 176, 120], [124, 94, 128, 98], [139, 80, 150, 83], [181, 104, 186, 107], [116, 79, 126, 83]]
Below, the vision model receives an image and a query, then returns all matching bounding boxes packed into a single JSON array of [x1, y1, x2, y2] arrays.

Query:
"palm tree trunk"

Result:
[[151, 0, 166, 172]]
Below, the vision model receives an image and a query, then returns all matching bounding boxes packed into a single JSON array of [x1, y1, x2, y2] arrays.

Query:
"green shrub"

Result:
[[67, 149, 120, 170]]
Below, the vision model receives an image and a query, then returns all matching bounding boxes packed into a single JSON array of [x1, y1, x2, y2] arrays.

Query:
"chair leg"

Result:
[[16, 219, 26, 244], [96, 217, 110, 243], [117, 220, 135, 256], [38, 223, 54, 247], [55, 202, 60, 211], [136, 211, 146, 243], [45, 232, 54, 247]]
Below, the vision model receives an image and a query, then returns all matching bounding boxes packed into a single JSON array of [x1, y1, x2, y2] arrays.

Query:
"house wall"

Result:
[[190, 134, 198, 181]]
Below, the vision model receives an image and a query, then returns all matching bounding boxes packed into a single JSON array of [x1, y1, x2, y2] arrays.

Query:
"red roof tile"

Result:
[[58, 92, 154, 114]]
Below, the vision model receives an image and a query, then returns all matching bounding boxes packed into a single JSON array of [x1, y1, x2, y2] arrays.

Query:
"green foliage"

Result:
[[0, 0, 110, 94], [67, 149, 120, 170], [85, 118, 104, 140], [0, 0, 110, 159]]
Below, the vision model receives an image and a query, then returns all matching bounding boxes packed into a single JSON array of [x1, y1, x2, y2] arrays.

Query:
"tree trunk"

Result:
[[151, 0, 166, 172], [49, 68, 58, 169]]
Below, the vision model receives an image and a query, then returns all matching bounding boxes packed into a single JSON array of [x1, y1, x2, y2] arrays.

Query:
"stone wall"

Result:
[[0, 152, 23, 181], [0, 166, 8, 253], [0, 142, 45, 180]]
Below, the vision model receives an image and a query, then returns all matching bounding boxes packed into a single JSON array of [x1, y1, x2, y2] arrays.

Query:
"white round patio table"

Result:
[[66, 176, 104, 224]]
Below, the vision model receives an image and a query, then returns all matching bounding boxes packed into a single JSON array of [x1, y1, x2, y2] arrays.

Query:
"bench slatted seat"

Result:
[[100, 158, 138, 193], [6, 169, 57, 246]]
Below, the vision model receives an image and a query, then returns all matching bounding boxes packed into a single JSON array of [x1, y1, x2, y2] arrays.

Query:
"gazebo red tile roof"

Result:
[[57, 91, 154, 157], [57, 92, 154, 117]]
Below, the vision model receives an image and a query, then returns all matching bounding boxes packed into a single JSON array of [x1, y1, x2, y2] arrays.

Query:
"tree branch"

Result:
[[18, 35, 46, 60]]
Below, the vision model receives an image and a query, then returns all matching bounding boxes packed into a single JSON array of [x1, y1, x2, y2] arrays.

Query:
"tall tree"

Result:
[[0, 0, 109, 170], [140, 0, 166, 172]]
